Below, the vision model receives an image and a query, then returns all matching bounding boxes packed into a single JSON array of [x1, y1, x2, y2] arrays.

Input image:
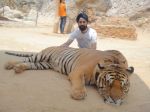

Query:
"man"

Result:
[[59, 0, 67, 34], [61, 13, 97, 49]]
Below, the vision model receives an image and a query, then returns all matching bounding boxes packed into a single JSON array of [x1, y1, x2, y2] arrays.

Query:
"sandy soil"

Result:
[[0, 25, 150, 112]]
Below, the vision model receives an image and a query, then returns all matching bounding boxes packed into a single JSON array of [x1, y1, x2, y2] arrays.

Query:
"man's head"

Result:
[[76, 13, 88, 32], [60, 0, 65, 3]]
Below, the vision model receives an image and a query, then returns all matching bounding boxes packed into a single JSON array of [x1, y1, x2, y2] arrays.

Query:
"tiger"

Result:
[[4, 46, 134, 105]]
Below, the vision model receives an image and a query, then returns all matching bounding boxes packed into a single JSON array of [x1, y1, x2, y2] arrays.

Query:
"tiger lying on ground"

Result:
[[5, 46, 134, 105]]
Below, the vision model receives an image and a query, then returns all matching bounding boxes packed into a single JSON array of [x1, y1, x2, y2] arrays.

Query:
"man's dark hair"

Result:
[[76, 13, 88, 23], [60, 0, 64, 3]]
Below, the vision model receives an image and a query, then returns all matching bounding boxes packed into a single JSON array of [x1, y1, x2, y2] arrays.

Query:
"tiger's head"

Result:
[[93, 63, 134, 105]]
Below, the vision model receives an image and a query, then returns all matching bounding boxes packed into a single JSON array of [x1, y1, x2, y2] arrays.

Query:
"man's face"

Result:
[[78, 18, 88, 32]]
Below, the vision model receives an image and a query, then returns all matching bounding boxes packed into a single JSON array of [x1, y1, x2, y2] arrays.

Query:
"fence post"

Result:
[[35, 11, 39, 26]]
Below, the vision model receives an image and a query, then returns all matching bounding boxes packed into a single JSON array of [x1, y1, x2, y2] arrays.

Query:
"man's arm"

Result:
[[60, 39, 73, 47]]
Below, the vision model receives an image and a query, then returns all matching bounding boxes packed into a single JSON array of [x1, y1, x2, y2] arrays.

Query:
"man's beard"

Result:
[[79, 25, 87, 32]]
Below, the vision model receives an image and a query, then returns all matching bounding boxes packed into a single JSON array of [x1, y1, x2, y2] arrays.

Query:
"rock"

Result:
[[107, 0, 150, 17], [0, 15, 10, 21], [129, 8, 150, 29], [0, 6, 23, 19]]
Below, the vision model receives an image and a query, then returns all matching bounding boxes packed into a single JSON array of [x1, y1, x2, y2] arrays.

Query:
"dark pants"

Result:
[[60, 16, 66, 33]]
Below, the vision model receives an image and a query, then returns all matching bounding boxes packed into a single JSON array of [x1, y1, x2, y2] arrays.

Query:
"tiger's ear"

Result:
[[126, 66, 134, 74], [97, 63, 105, 69], [93, 63, 105, 81]]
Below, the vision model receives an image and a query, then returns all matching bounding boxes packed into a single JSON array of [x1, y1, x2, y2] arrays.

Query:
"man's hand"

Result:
[[60, 39, 73, 47]]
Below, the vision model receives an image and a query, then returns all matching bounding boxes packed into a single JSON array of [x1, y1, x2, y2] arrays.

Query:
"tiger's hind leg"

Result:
[[5, 61, 21, 70], [13, 62, 29, 73], [13, 62, 52, 73]]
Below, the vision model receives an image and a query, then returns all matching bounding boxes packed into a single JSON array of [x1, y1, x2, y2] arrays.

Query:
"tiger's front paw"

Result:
[[71, 88, 87, 100]]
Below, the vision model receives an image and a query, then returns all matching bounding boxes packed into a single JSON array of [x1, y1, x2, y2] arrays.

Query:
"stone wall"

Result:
[[90, 17, 137, 40]]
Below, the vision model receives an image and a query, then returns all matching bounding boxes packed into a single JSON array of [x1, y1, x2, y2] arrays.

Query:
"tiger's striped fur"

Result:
[[5, 46, 134, 105]]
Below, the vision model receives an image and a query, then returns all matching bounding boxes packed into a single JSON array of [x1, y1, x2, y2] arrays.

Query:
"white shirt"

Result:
[[69, 27, 97, 48]]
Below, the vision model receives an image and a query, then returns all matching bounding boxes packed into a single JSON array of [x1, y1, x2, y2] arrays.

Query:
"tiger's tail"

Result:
[[5, 51, 33, 57]]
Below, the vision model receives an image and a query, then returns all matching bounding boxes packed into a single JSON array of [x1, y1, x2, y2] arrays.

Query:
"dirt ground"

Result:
[[0, 25, 150, 112]]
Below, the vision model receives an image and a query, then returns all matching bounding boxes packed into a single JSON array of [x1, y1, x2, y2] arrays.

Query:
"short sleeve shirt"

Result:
[[69, 27, 97, 48], [59, 3, 67, 16]]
